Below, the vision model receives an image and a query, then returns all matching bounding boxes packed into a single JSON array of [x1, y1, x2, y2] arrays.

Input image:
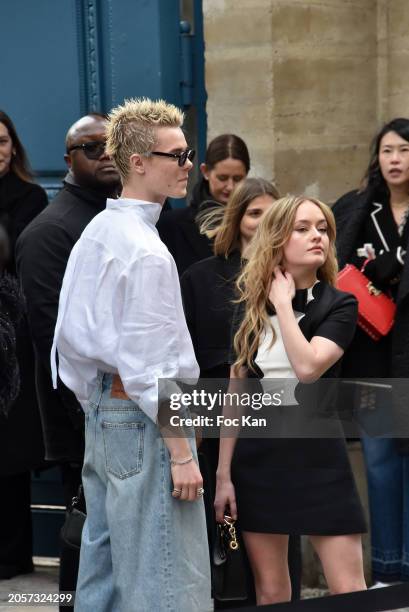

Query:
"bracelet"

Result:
[[170, 455, 193, 466]]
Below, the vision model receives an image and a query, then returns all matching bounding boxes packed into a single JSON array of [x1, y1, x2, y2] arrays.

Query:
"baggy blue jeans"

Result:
[[74, 373, 212, 612], [362, 435, 409, 582]]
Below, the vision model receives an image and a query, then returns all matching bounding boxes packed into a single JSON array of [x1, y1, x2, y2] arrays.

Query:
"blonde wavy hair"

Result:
[[198, 178, 280, 257], [106, 98, 184, 181], [233, 195, 338, 374]]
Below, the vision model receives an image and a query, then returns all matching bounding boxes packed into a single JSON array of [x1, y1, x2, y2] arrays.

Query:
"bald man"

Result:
[[64, 113, 120, 193], [16, 114, 120, 604]]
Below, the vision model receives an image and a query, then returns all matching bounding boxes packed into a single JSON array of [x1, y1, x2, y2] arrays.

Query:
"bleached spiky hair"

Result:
[[105, 98, 184, 181]]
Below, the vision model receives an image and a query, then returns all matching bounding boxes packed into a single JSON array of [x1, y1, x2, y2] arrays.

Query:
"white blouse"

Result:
[[255, 285, 316, 403]]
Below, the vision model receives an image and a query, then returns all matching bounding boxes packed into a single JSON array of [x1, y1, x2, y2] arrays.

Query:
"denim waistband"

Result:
[[91, 371, 142, 412]]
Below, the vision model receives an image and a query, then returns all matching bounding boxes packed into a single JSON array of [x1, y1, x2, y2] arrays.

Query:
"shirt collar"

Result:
[[106, 197, 162, 226], [292, 280, 320, 313], [266, 281, 321, 316]]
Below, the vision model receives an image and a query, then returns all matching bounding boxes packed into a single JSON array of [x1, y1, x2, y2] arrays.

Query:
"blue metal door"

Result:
[[1, 0, 206, 196], [1, 0, 206, 556]]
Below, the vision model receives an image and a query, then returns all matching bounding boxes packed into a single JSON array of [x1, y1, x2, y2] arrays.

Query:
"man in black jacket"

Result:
[[15, 113, 120, 599]]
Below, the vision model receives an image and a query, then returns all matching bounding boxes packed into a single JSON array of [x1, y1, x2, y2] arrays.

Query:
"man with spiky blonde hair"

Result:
[[106, 97, 185, 180], [51, 98, 211, 611]]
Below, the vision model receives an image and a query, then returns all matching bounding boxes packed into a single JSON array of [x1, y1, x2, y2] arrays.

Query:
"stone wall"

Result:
[[202, 0, 409, 203], [203, 0, 275, 187], [201, 0, 409, 586], [378, 0, 409, 120]]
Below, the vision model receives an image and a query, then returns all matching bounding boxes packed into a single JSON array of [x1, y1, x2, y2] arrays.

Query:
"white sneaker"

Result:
[[369, 581, 400, 589]]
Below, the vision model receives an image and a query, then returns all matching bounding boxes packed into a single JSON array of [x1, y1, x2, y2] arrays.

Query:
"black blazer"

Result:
[[0, 171, 48, 274], [333, 189, 409, 377], [180, 251, 241, 375], [16, 182, 108, 462]]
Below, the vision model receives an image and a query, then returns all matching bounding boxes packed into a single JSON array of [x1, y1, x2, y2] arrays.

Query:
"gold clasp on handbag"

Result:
[[366, 282, 382, 296], [224, 514, 239, 550]]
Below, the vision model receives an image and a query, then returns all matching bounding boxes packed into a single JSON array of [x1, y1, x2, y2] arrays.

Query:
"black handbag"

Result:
[[60, 485, 86, 551], [212, 515, 248, 602]]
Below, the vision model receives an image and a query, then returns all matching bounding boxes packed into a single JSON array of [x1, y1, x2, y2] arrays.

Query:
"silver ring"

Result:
[[196, 487, 205, 497], [172, 488, 182, 496]]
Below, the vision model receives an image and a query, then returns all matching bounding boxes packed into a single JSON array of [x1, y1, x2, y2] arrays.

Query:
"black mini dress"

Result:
[[231, 281, 367, 535]]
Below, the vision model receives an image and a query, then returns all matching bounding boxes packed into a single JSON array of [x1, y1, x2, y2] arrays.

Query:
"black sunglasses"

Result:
[[151, 148, 195, 167], [67, 140, 107, 160]]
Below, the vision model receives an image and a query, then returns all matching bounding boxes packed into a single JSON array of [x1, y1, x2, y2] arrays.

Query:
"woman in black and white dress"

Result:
[[215, 195, 367, 605], [181, 178, 283, 607]]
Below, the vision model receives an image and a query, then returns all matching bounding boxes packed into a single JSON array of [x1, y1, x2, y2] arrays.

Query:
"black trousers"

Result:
[[59, 463, 83, 612], [0, 471, 33, 579]]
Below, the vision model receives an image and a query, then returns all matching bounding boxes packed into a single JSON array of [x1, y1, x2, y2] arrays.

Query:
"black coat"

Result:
[[157, 177, 217, 276], [0, 275, 25, 416], [16, 182, 108, 463], [333, 189, 409, 377], [0, 172, 48, 274], [180, 251, 241, 377], [0, 172, 48, 475]]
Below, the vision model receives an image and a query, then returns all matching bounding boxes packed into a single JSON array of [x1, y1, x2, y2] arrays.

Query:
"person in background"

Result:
[[52, 98, 212, 612], [16, 113, 121, 603], [0, 226, 24, 420], [181, 177, 285, 606], [157, 133, 250, 275], [182, 178, 279, 382], [0, 110, 47, 579], [215, 195, 367, 605], [0, 111, 48, 273], [333, 117, 409, 587]]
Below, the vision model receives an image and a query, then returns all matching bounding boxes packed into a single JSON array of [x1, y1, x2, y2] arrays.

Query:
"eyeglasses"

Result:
[[151, 148, 195, 167], [67, 141, 107, 160]]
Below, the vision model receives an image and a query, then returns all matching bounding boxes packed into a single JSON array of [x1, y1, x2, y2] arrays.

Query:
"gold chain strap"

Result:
[[224, 515, 239, 550]]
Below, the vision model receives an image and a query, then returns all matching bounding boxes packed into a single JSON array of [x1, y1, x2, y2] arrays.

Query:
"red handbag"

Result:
[[336, 263, 396, 341]]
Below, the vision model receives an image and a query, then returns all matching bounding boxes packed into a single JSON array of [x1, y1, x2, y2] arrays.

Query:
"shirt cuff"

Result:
[[397, 246, 406, 266]]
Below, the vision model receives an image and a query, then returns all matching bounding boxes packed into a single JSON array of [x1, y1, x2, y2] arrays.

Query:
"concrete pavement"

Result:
[[0, 559, 59, 612]]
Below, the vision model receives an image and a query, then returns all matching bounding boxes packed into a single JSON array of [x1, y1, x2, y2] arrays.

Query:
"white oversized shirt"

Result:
[[51, 197, 199, 422]]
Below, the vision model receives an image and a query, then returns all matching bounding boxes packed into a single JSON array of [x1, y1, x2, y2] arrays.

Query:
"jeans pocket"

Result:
[[102, 421, 145, 479]]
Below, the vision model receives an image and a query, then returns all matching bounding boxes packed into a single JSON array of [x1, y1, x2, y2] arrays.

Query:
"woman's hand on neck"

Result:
[[269, 265, 318, 315], [268, 267, 295, 310], [284, 265, 318, 290]]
